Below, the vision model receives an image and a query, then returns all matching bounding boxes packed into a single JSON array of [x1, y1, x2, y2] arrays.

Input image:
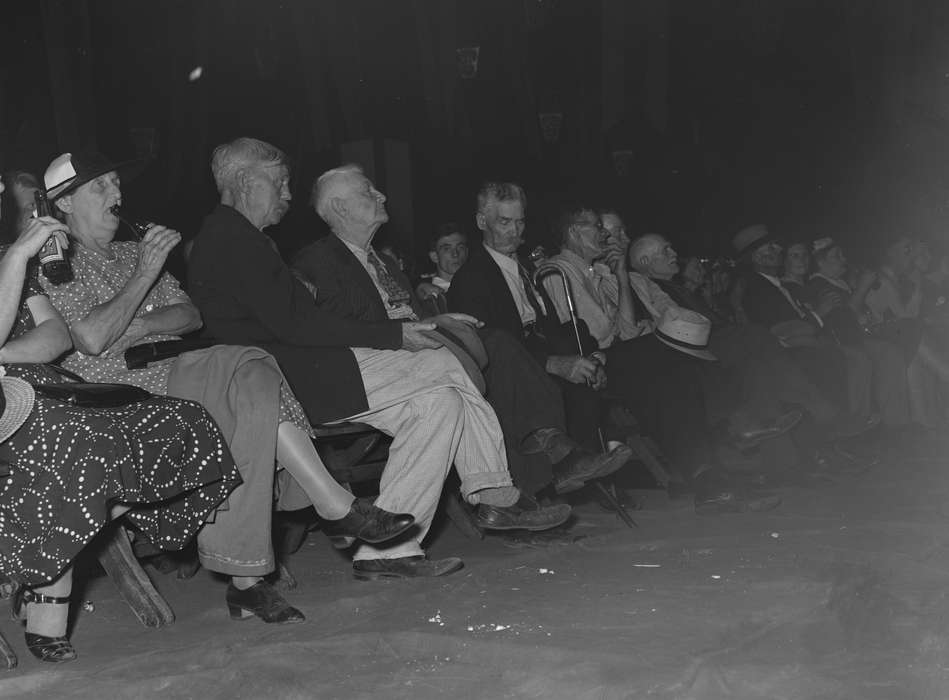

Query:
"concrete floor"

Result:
[[1, 429, 948, 699]]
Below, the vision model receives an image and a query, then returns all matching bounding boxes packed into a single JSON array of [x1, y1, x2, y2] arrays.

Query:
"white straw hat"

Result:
[[0, 376, 35, 444], [654, 308, 717, 361]]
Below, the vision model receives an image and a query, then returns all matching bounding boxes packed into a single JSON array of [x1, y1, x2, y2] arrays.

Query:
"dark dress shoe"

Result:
[[694, 489, 781, 515], [731, 409, 803, 450], [322, 497, 415, 549], [553, 444, 633, 494], [226, 581, 305, 623], [475, 501, 572, 531], [352, 555, 464, 581]]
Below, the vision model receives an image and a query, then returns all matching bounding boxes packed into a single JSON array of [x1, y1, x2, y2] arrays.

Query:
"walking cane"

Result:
[[533, 265, 637, 528]]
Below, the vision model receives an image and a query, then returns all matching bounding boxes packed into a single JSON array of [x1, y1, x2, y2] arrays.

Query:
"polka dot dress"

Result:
[[0, 256, 240, 586]]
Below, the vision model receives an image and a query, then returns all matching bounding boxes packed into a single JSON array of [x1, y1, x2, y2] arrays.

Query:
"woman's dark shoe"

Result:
[[225, 581, 305, 624], [322, 497, 415, 549], [24, 632, 76, 663], [13, 589, 76, 663]]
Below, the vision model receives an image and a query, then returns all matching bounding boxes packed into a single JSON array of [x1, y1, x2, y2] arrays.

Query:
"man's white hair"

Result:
[[210, 137, 286, 194], [311, 163, 363, 224], [629, 233, 666, 272]]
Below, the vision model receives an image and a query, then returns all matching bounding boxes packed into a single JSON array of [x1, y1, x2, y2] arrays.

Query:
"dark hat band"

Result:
[[655, 327, 710, 352]]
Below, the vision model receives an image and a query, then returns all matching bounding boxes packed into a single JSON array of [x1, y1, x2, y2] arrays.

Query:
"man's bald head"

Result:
[[629, 233, 679, 279]]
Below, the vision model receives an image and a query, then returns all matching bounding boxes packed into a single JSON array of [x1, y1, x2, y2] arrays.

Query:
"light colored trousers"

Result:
[[345, 347, 511, 562]]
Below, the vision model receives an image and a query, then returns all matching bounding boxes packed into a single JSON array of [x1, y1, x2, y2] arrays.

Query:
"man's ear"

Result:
[[428, 250, 439, 266], [236, 168, 253, 194], [475, 212, 486, 232], [329, 196, 348, 221], [54, 195, 73, 215]]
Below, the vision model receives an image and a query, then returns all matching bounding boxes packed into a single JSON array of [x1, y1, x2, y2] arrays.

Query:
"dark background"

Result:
[[2, 0, 948, 269]]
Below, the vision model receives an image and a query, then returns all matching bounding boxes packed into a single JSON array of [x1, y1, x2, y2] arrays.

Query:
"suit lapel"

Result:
[[325, 235, 389, 322]]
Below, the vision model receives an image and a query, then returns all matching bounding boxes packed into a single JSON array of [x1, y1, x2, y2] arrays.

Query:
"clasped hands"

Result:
[[401, 312, 483, 352], [547, 352, 607, 390]]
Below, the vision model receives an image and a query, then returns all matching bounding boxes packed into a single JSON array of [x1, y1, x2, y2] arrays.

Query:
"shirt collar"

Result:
[[339, 236, 370, 264], [557, 248, 597, 276], [758, 272, 783, 288], [484, 242, 521, 275]]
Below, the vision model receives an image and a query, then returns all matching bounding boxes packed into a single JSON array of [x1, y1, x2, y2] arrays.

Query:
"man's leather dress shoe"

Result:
[[322, 496, 415, 549], [475, 499, 572, 531], [731, 409, 803, 451], [226, 580, 305, 623], [553, 443, 633, 494], [353, 555, 464, 581], [694, 489, 781, 515]]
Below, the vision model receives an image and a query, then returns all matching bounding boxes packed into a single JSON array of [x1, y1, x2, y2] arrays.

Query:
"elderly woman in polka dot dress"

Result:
[[0, 175, 242, 664], [41, 152, 415, 627]]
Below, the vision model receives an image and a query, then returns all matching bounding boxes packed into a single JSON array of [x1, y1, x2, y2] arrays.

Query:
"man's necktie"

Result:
[[368, 248, 412, 309], [518, 263, 545, 320]]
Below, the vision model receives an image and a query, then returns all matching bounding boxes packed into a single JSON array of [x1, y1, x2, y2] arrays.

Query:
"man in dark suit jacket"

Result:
[[294, 169, 631, 512], [190, 138, 525, 581]]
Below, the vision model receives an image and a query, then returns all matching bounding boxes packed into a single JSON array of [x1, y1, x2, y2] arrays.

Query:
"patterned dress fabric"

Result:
[[0, 255, 240, 585], [42, 241, 310, 431]]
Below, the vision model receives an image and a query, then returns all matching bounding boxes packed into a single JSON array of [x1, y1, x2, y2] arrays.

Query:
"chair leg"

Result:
[[593, 481, 637, 528], [444, 492, 484, 540], [626, 434, 671, 488], [0, 628, 16, 670], [97, 524, 175, 628]]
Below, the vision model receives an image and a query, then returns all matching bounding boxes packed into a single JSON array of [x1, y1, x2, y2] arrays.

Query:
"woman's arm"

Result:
[[70, 226, 181, 355], [0, 296, 72, 363], [0, 217, 70, 346], [103, 301, 202, 357]]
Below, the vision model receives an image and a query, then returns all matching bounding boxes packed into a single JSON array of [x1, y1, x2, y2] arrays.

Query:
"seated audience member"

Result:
[[729, 224, 876, 433], [544, 209, 799, 454], [0, 171, 42, 244], [864, 234, 949, 425], [921, 247, 949, 316], [449, 186, 773, 512], [781, 237, 881, 431], [802, 238, 911, 428], [293, 165, 601, 521], [416, 222, 469, 309], [0, 183, 239, 662], [673, 256, 730, 326], [188, 139, 551, 581], [912, 241, 947, 319], [42, 150, 415, 618], [781, 241, 811, 298]]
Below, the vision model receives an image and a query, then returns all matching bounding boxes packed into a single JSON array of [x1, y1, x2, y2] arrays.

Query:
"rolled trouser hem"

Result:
[[352, 541, 425, 562], [459, 471, 514, 502], [197, 550, 274, 577]]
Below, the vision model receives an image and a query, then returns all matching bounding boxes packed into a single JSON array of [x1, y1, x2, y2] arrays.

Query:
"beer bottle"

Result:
[[34, 190, 73, 285]]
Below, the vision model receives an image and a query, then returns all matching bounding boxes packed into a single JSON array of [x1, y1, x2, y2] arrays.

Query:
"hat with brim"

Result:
[[654, 308, 717, 361], [0, 377, 35, 444], [732, 224, 781, 261], [421, 315, 489, 394], [44, 151, 143, 200]]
